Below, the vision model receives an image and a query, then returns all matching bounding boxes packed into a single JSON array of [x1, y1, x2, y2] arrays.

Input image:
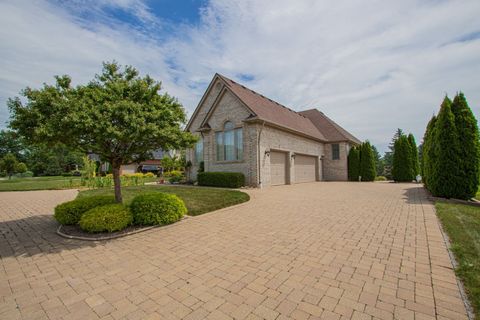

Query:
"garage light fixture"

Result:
[[264, 150, 270, 156], [291, 154, 296, 160]]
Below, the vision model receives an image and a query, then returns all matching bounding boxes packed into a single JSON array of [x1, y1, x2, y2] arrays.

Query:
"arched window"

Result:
[[216, 121, 243, 161]]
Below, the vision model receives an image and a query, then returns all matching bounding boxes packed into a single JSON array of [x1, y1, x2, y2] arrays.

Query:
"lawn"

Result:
[[0, 176, 82, 191], [436, 202, 480, 318], [0, 176, 159, 192], [78, 185, 250, 216]]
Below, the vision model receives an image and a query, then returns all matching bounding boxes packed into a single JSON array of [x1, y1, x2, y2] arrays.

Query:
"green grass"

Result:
[[0, 176, 82, 191], [78, 185, 250, 216], [436, 202, 480, 317], [475, 190, 480, 200]]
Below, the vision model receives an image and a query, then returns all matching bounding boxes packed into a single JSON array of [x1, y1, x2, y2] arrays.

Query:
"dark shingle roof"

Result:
[[214, 74, 360, 144]]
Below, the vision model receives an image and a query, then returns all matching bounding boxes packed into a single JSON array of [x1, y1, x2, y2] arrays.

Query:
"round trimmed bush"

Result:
[[130, 193, 187, 225], [54, 195, 116, 225], [79, 204, 132, 233]]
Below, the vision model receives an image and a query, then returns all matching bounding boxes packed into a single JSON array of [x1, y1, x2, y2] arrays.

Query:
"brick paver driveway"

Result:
[[0, 183, 469, 320]]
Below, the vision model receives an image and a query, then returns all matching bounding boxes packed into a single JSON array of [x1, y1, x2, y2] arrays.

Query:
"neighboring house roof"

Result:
[[191, 73, 361, 144], [299, 109, 362, 144]]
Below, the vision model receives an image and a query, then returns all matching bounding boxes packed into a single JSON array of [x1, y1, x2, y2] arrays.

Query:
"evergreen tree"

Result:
[[421, 115, 437, 189], [430, 97, 462, 198], [392, 135, 413, 182], [359, 141, 376, 181], [348, 146, 360, 181], [371, 145, 385, 176], [407, 134, 419, 178], [450, 92, 480, 199]]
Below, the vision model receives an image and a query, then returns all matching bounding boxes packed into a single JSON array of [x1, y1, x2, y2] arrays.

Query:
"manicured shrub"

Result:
[[392, 135, 413, 182], [375, 176, 387, 181], [166, 170, 183, 183], [450, 92, 480, 199], [79, 204, 132, 233], [430, 97, 463, 198], [359, 141, 376, 181], [197, 172, 245, 188], [348, 146, 360, 181], [407, 134, 419, 178], [54, 195, 116, 225], [422, 115, 437, 189], [130, 193, 187, 225]]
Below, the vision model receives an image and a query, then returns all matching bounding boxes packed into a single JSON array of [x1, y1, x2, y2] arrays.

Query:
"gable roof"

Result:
[[190, 73, 360, 144], [217, 74, 326, 141], [299, 109, 362, 144]]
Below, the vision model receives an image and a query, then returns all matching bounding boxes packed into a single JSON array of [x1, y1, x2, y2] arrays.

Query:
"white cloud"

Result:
[[1, 0, 479, 152]]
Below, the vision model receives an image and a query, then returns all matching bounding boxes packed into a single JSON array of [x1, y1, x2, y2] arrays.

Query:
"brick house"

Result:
[[185, 74, 361, 187]]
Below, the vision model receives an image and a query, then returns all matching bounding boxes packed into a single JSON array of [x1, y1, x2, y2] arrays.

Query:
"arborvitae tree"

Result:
[[359, 141, 376, 181], [407, 134, 419, 178], [422, 115, 437, 189], [392, 135, 413, 182], [348, 146, 360, 181], [450, 92, 480, 199], [430, 97, 462, 198]]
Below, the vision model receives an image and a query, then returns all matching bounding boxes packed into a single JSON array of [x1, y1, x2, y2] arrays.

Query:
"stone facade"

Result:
[[322, 142, 351, 181]]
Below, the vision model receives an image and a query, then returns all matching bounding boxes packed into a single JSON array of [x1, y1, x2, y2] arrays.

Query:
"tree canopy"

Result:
[[8, 62, 196, 202]]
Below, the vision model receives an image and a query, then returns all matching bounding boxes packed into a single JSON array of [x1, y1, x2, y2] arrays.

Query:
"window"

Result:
[[216, 121, 243, 161], [194, 137, 203, 163], [332, 144, 340, 160]]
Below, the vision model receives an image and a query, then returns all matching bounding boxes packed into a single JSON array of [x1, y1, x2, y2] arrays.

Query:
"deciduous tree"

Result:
[[8, 62, 196, 202]]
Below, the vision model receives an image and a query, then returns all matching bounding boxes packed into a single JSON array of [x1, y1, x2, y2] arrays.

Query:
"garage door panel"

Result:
[[270, 151, 287, 185], [294, 155, 316, 183]]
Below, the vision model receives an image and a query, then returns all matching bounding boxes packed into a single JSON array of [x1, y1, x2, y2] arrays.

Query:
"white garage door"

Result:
[[270, 151, 287, 185], [294, 155, 316, 183]]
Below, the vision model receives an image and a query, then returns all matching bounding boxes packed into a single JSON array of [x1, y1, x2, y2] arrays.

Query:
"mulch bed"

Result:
[[57, 224, 158, 241]]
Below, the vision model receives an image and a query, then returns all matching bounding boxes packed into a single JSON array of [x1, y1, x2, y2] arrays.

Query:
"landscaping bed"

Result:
[[78, 185, 250, 216], [436, 201, 480, 318], [54, 185, 250, 240]]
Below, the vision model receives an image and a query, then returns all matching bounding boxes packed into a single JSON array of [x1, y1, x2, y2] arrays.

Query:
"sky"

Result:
[[1, 0, 479, 153]]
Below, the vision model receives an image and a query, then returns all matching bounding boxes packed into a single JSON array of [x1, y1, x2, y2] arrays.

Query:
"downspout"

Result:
[[257, 121, 265, 188]]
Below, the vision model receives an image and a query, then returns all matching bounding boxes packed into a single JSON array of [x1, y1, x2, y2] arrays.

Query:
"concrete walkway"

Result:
[[0, 183, 468, 319]]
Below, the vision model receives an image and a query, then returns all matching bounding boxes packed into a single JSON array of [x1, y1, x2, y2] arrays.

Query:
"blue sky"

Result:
[[1, 0, 480, 153]]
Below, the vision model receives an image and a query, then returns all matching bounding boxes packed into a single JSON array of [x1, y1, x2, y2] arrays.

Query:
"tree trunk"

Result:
[[112, 164, 123, 203]]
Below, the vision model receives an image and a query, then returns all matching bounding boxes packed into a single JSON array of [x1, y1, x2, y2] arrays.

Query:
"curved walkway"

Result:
[[0, 183, 468, 319]]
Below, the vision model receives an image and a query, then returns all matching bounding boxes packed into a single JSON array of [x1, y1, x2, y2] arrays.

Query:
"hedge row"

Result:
[[197, 172, 245, 188]]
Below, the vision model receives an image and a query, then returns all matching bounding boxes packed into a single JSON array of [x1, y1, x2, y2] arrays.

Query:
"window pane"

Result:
[[195, 137, 203, 163], [224, 130, 235, 161], [332, 144, 340, 160], [224, 121, 234, 131], [235, 128, 243, 160], [216, 132, 224, 161]]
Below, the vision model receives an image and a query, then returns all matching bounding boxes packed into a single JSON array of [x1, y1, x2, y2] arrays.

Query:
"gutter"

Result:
[[257, 121, 265, 188]]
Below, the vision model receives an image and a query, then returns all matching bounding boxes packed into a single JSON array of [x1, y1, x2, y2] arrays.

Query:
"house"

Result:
[[120, 149, 177, 175], [185, 74, 361, 187]]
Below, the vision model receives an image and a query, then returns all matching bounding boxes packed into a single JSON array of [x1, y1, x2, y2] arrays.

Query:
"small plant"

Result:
[[54, 195, 116, 225], [144, 172, 155, 178], [197, 172, 245, 188], [130, 193, 187, 225], [79, 204, 132, 233], [375, 176, 387, 181], [165, 170, 183, 183]]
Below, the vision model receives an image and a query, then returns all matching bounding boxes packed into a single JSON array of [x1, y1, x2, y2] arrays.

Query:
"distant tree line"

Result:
[[0, 129, 83, 177]]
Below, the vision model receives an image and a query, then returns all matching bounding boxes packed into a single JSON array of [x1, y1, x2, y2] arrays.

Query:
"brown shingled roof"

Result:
[[299, 109, 361, 144], [209, 74, 360, 144]]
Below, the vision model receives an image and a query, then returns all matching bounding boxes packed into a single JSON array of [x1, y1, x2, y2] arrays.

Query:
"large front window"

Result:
[[194, 137, 203, 163], [216, 121, 243, 161]]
